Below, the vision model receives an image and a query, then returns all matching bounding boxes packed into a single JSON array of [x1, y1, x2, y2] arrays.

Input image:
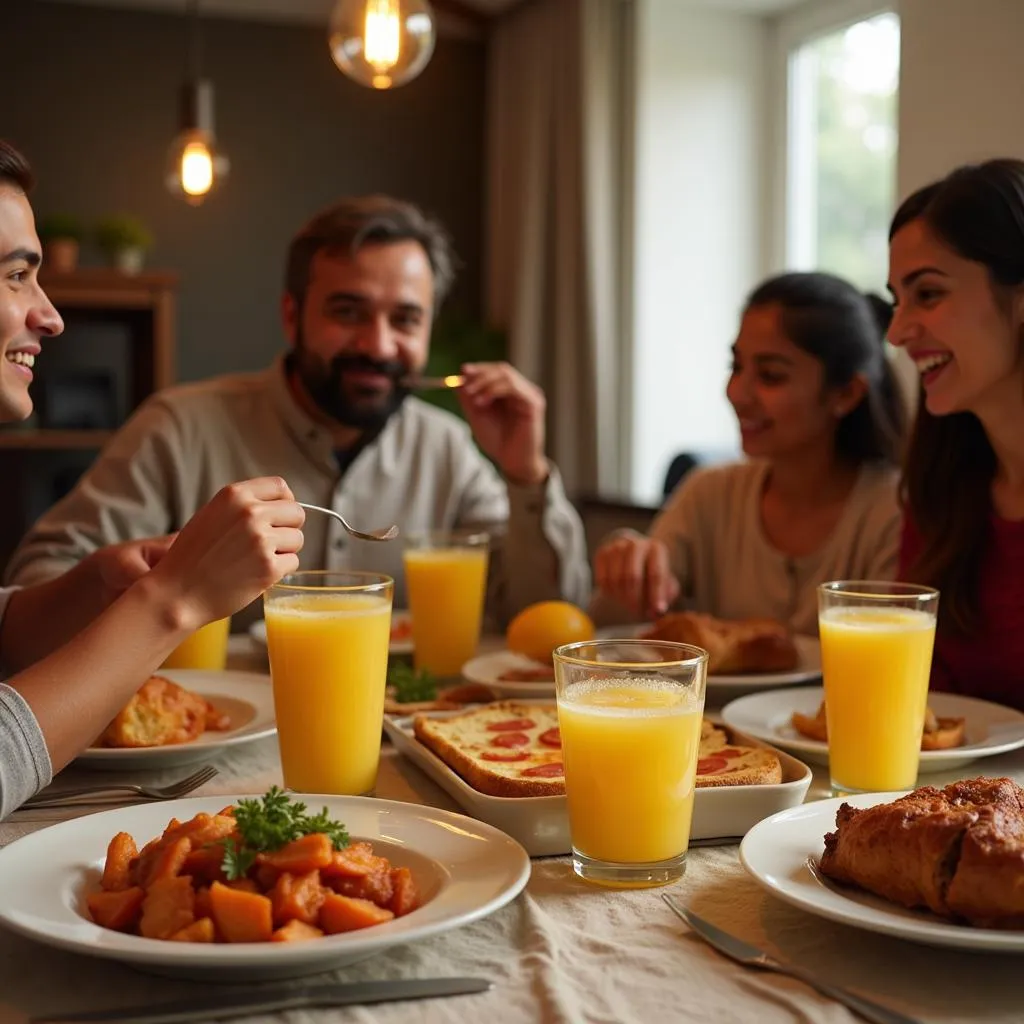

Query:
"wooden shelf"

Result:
[[0, 429, 113, 450]]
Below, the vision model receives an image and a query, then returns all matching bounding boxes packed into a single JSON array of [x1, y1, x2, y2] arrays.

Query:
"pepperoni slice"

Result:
[[520, 762, 564, 778], [481, 750, 530, 762], [718, 747, 745, 760], [697, 756, 728, 775], [487, 718, 536, 732], [538, 727, 561, 748], [491, 732, 530, 748]]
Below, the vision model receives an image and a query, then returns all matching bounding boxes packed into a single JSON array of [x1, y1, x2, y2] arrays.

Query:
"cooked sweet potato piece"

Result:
[[257, 833, 333, 873], [389, 867, 419, 917], [87, 886, 145, 931], [318, 892, 394, 933], [271, 919, 324, 943], [101, 832, 138, 892], [271, 870, 325, 926], [142, 835, 192, 887], [328, 869, 393, 907], [225, 878, 259, 894], [182, 844, 227, 886], [140, 876, 195, 939], [322, 841, 384, 879], [194, 886, 213, 921], [209, 881, 273, 943], [169, 917, 215, 943]]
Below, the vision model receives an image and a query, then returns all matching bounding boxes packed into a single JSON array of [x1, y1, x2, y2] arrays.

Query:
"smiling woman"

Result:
[[591, 271, 907, 637], [889, 158, 1024, 711]]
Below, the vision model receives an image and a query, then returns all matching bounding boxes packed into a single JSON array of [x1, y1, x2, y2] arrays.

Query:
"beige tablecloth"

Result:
[[1, 639, 1022, 1024]]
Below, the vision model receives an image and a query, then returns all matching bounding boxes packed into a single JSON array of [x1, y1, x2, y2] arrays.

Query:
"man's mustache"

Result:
[[330, 355, 406, 382]]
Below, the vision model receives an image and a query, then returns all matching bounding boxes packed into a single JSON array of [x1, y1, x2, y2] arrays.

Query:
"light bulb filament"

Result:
[[180, 140, 214, 197], [364, 0, 401, 73]]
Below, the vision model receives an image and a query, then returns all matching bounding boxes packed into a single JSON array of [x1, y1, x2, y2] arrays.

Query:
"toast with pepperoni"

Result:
[[412, 702, 566, 798], [411, 702, 783, 797]]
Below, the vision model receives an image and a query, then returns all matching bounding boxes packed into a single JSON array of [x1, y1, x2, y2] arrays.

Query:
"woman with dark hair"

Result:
[[888, 157, 1024, 710], [594, 271, 906, 636]]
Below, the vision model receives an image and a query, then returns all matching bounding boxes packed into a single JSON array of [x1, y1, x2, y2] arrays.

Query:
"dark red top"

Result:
[[899, 515, 1024, 711]]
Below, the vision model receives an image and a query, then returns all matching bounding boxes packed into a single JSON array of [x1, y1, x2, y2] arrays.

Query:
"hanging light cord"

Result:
[[187, 0, 203, 80]]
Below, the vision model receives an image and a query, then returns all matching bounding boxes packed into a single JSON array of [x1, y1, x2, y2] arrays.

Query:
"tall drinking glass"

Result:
[[263, 571, 393, 795], [553, 639, 708, 888], [818, 581, 939, 795], [403, 530, 489, 676], [161, 617, 230, 671]]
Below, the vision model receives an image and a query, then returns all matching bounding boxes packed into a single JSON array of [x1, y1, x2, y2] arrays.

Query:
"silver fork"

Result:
[[21, 765, 219, 809], [297, 502, 399, 542], [662, 895, 922, 1024]]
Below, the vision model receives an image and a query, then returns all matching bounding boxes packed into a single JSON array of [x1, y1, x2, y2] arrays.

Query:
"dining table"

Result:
[[1, 634, 1022, 1024]]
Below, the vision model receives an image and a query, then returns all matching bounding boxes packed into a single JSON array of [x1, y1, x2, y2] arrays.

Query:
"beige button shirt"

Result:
[[6, 358, 591, 628]]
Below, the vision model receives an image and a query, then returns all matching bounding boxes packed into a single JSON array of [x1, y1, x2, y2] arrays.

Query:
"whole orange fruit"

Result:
[[506, 601, 596, 663]]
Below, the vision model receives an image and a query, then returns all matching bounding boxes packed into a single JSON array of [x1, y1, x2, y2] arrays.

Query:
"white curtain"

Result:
[[485, 0, 633, 497]]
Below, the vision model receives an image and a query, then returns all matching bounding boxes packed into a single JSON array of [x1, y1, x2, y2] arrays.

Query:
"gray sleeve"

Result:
[[0, 588, 53, 819]]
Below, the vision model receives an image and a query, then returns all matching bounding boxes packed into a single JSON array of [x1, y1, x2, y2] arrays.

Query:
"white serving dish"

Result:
[[0, 795, 530, 981], [383, 705, 812, 857]]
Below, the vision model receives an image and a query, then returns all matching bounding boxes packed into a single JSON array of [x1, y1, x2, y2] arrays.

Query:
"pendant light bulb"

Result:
[[329, 0, 436, 90], [166, 1, 228, 205], [165, 83, 229, 206]]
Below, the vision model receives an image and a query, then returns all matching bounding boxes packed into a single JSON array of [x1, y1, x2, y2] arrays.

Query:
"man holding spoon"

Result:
[[7, 195, 589, 625]]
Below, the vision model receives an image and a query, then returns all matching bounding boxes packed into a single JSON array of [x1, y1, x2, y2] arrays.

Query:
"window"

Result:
[[786, 12, 900, 293]]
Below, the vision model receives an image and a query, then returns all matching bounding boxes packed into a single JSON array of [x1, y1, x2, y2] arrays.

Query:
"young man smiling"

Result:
[[7, 196, 590, 624], [0, 139, 304, 816]]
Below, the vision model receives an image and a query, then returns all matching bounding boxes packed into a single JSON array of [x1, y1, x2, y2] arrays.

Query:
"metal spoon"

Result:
[[297, 502, 399, 542]]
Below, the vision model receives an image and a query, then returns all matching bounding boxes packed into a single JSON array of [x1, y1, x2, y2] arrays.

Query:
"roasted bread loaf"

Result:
[[96, 675, 231, 748], [819, 777, 1024, 928], [791, 700, 965, 749], [641, 612, 799, 675]]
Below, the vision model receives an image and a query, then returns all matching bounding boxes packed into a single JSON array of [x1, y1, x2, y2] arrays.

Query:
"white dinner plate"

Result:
[[77, 669, 276, 771], [463, 634, 822, 700], [741, 793, 1024, 953], [0, 794, 531, 981], [721, 686, 1024, 772], [249, 609, 414, 655]]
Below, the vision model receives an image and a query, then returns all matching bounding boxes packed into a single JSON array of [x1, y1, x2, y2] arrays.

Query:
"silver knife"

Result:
[[662, 895, 922, 1024], [31, 976, 492, 1024]]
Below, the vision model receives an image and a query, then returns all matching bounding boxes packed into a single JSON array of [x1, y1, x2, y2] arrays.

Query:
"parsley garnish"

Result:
[[388, 662, 437, 703], [220, 787, 350, 880]]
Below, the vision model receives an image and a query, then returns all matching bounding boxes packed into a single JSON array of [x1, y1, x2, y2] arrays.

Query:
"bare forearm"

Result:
[[6, 577, 190, 773], [0, 562, 110, 672]]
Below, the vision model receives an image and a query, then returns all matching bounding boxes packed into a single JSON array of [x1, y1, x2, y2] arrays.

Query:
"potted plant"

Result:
[[95, 214, 153, 275], [37, 213, 85, 273]]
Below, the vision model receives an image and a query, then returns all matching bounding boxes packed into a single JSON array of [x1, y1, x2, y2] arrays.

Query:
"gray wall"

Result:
[[3, 0, 486, 382]]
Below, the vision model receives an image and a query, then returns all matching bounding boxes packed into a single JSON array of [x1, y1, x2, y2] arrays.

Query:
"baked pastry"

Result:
[[412, 702, 783, 797], [819, 777, 1024, 928], [640, 612, 799, 675], [791, 701, 965, 749], [97, 676, 231, 748]]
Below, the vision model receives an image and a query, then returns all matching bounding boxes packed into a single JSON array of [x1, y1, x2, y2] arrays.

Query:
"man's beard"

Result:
[[291, 336, 410, 431]]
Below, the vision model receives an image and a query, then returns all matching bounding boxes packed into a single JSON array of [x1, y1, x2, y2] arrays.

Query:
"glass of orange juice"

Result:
[[263, 571, 393, 795], [403, 530, 489, 676], [161, 617, 230, 671], [818, 580, 939, 795], [553, 639, 708, 888]]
